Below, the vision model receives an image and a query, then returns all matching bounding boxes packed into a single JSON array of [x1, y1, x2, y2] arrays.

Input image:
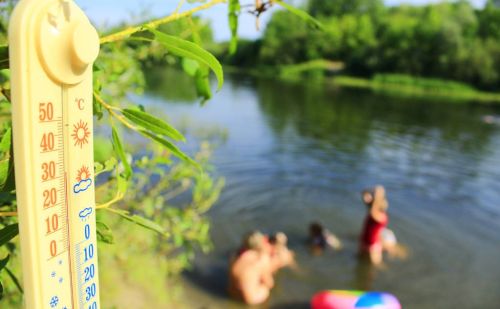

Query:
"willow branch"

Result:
[[93, 91, 136, 131], [96, 191, 124, 210], [100, 0, 227, 45], [0, 211, 17, 217]]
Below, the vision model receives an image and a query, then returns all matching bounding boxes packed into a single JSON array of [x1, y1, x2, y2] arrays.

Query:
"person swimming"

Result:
[[228, 231, 274, 305], [268, 232, 295, 271], [308, 222, 342, 255], [228, 231, 295, 305], [360, 185, 407, 265]]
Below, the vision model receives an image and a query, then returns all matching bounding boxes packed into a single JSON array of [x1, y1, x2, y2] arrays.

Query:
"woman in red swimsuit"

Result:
[[360, 186, 390, 265]]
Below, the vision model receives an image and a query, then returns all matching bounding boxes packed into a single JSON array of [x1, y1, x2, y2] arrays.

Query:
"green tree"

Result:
[[479, 0, 500, 39], [308, 0, 384, 17]]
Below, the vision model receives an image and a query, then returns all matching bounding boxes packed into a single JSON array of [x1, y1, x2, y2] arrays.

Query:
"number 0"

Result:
[[84, 224, 90, 240], [50, 240, 57, 257]]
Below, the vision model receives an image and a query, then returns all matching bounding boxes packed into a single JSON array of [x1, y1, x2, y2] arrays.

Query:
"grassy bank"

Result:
[[334, 75, 500, 104], [224, 62, 500, 104]]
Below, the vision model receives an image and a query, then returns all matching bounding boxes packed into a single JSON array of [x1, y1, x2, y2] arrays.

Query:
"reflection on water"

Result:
[[138, 70, 500, 308]]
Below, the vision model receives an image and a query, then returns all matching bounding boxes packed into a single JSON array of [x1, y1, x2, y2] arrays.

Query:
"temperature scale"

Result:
[[9, 0, 101, 308]]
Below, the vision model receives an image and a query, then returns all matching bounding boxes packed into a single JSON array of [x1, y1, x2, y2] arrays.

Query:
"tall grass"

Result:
[[334, 74, 500, 103], [372, 74, 476, 93]]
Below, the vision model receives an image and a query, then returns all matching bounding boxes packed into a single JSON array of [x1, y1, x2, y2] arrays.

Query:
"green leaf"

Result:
[[195, 66, 212, 103], [228, 0, 240, 54], [112, 209, 166, 236], [0, 224, 18, 247], [116, 173, 128, 195], [0, 128, 13, 190], [0, 158, 11, 191], [93, 95, 104, 120], [96, 221, 114, 244], [95, 157, 118, 177], [94, 162, 104, 174], [147, 28, 224, 91], [0, 46, 9, 70], [0, 255, 9, 271], [122, 108, 185, 142], [275, 1, 324, 30], [140, 130, 199, 168], [0, 280, 3, 300], [111, 126, 132, 179], [5, 267, 23, 293], [182, 58, 200, 77], [0, 128, 11, 153], [104, 157, 118, 171]]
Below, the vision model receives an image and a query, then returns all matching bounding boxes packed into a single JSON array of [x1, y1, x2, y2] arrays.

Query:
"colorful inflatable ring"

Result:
[[311, 290, 401, 309]]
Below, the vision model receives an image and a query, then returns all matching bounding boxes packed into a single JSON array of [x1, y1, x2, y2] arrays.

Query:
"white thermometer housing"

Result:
[[9, 0, 100, 308]]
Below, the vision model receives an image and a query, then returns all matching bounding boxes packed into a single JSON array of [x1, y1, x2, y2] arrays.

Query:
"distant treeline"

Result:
[[221, 0, 500, 91]]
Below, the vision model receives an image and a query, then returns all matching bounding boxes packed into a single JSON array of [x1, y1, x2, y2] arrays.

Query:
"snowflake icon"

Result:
[[59, 277, 64, 284], [49, 296, 59, 308], [51, 271, 56, 278]]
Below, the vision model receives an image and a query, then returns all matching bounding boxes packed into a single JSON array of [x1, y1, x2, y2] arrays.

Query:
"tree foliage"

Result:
[[232, 0, 500, 90]]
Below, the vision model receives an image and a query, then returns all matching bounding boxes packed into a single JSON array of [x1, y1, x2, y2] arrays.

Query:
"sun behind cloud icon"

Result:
[[73, 179, 92, 194], [76, 166, 91, 182]]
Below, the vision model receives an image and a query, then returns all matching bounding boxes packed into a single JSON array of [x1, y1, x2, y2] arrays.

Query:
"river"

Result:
[[136, 71, 500, 309]]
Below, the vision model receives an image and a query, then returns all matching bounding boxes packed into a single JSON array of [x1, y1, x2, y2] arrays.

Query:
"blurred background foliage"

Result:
[[224, 0, 500, 91]]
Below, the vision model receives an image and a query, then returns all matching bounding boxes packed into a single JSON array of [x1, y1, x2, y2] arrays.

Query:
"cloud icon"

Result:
[[79, 207, 93, 220], [73, 178, 92, 194]]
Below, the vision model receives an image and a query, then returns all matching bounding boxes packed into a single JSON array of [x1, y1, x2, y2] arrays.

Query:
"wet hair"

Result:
[[309, 222, 324, 237], [362, 189, 375, 206], [309, 222, 327, 249], [242, 231, 265, 250], [269, 232, 287, 246], [362, 186, 385, 204]]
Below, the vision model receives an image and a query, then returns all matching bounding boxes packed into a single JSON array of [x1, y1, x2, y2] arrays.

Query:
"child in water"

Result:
[[308, 222, 343, 255], [229, 231, 274, 305], [360, 186, 404, 265], [269, 232, 295, 271], [229, 231, 295, 305]]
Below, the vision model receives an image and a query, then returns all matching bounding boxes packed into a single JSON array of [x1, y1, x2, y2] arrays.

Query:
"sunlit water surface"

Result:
[[134, 72, 500, 309]]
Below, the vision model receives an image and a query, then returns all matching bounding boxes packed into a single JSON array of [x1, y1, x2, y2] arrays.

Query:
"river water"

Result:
[[137, 72, 500, 309]]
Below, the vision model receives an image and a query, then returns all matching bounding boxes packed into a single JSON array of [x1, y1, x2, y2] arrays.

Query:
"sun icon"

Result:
[[71, 120, 90, 148], [76, 166, 91, 182]]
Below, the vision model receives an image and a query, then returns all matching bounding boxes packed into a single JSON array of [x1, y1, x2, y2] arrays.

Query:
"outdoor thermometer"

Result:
[[9, 0, 101, 308]]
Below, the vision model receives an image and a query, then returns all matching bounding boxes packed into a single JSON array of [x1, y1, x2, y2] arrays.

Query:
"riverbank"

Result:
[[333, 75, 500, 104], [223, 63, 500, 104]]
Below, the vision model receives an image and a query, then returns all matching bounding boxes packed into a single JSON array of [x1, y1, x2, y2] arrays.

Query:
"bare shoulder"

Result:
[[232, 250, 261, 271]]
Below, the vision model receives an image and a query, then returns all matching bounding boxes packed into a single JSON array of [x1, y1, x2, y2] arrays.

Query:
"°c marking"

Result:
[[76, 98, 84, 110]]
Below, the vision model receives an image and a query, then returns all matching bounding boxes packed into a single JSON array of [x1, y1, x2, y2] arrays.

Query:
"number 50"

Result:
[[39, 102, 54, 121]]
